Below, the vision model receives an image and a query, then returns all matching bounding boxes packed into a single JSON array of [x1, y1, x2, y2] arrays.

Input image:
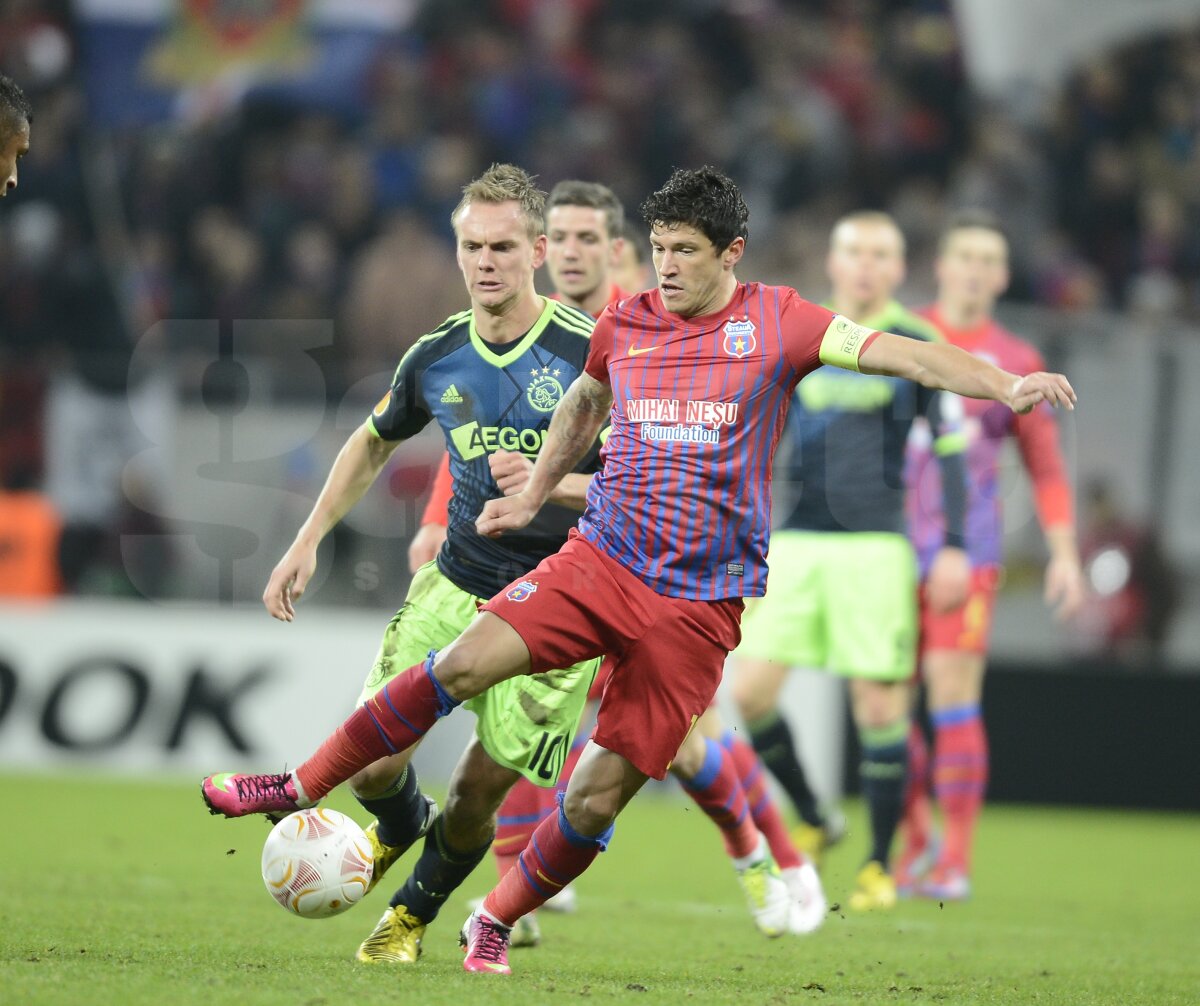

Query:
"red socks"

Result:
[[724, 732, 802, 869], [931, 704, 988, 871], [901, 721, 934, 855], [678, 736, 760, 860], [296, 655, 458, 800], [492, 777, 553, 882], [483, 797, 612, 926]]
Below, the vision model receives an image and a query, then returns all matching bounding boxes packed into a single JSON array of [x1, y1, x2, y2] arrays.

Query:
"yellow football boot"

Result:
[[356, 905, 425, 964], [848, 860, 897, 912]]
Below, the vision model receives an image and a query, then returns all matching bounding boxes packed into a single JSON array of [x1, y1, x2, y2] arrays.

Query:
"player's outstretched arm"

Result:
[[477, 373, 612, 538], [264, 424, 399, 621], [858, 333, 1076, 414]]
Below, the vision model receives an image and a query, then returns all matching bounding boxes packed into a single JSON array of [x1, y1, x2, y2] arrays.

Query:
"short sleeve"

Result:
[[780, 289, 837, 374], [584, 306, 616, 385], [367, 345, 432, 441]]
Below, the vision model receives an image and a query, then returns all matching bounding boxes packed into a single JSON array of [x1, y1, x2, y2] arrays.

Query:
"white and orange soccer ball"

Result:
[[260, 808, 374, 919]]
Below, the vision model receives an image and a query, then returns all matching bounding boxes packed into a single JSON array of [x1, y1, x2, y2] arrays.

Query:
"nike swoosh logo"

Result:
[[628, 346, 659, 356]]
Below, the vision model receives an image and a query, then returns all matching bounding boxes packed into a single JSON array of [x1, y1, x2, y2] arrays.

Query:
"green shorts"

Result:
[[358, 561, 599, 786], [737, 531, 918, 681]]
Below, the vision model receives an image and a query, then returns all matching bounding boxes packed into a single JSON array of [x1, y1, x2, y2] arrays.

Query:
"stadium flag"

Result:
[[75, 0, 416, 125]]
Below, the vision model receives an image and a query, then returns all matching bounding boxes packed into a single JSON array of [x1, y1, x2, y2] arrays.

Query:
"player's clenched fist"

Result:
[[476, 492, 540, 539], [489, 449, 534, 496], [1008, 372, 1076, 414]]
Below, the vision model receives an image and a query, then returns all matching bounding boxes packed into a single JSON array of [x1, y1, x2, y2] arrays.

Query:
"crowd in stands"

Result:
[[0, 0, 1195, 615]]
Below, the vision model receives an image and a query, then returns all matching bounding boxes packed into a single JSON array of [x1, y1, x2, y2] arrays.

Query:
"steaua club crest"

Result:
[[505, 580, 539, 603], [526, 369, 564, 412], [722, 318, 757, 359]]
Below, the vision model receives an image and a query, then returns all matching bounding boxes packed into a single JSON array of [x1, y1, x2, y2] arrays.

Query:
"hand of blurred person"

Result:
[[926, 545, 971, 614], [407, 522, 447, 573], [1044, 536, 1086, 621], [489, 449, 534, 497], [1008, 372, 1076, 414], [263, 541, 319, 622]]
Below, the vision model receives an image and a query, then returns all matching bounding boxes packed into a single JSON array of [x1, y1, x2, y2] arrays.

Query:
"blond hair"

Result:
[[452, 163, 546, 241]]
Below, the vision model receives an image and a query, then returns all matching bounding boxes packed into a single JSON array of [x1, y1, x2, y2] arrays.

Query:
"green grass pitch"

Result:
[[0, 773, 1196, 1005]]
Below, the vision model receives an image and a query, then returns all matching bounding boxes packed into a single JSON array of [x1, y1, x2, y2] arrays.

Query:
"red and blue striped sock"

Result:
[[901, 720, 934, 855], [678, 736, 759, 860], [295, 653, 459, 800], [492, 776, 553, 883], [483, 795, 613, 926], [931, 703, 988, 872], [723, 731, 802, 869]]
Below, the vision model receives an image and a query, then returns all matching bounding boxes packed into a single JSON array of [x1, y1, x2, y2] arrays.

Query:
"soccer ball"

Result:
[[261, 808, 374, 919]]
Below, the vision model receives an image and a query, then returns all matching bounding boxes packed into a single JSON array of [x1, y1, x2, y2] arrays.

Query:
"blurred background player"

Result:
[[0, 73, 31, 197], [899, 210, 1086, 901], [231, 164, 605, 963], [731, 211, 971, 912]]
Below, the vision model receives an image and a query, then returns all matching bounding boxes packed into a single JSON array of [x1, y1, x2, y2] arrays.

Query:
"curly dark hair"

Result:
[[0, 74, 32, 141], [639, 166, 749, 252]]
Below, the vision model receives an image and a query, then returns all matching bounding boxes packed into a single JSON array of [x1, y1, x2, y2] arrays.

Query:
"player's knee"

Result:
[[432, 641, 496, 699], [562, 783, 618, 836], [668, 730, 706, 781]]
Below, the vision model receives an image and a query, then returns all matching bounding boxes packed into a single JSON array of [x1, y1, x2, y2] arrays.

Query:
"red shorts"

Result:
[[919, 564, 1002, 656], [481, 531, 743, 780], [587, 658, 614, 702]]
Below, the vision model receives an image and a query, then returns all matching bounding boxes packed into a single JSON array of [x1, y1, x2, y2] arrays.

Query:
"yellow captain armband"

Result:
[[818, 315, 876, 372]]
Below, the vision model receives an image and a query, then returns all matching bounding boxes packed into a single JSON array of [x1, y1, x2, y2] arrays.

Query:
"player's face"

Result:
[[936, 228, 1010, 314], [826, 219, 905, 308], [545, 205, 619, 302], [0, 119, 30, 198], [455, 200, 547, 310], [651, 223, 743, 318]]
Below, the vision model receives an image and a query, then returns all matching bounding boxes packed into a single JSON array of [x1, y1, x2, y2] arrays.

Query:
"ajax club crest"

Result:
[[722, 318, 757, 359], [526, 368, 564, 412]]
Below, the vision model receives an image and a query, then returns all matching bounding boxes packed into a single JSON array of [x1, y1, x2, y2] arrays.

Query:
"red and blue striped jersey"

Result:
[[578, 282, 874, 600]]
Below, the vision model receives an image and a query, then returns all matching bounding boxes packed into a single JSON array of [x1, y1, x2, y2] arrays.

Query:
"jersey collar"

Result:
[[469, 296, 556, 368]]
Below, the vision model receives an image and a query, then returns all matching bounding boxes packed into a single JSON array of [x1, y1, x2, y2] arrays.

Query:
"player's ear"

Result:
[[531, 232, 548, 269], [722, 236, 745, 269]]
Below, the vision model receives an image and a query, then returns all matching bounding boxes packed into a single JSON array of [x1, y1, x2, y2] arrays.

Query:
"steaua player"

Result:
[[898, 210, 1085, 901]]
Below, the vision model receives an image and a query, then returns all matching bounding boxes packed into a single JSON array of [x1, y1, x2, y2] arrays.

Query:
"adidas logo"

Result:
[[441, 385, 464, 404]]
